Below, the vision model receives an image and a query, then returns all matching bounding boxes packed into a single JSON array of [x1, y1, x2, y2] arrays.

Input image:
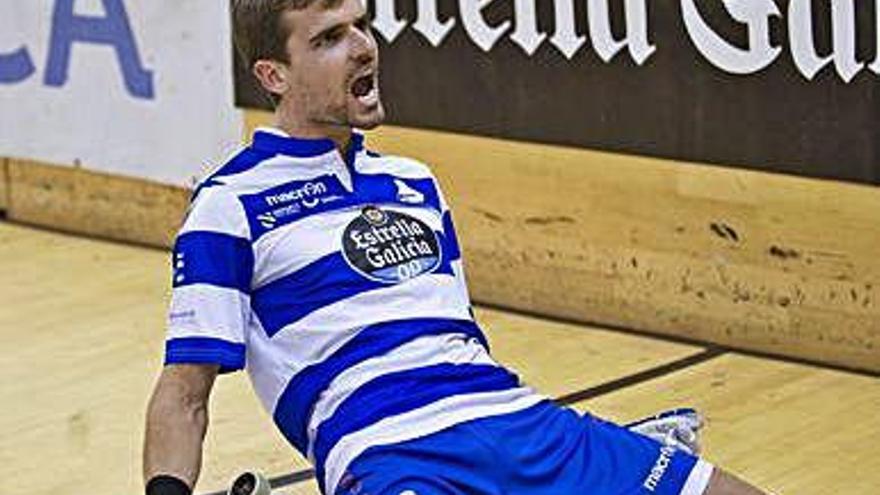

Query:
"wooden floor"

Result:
[[1, 222, 877, 495]]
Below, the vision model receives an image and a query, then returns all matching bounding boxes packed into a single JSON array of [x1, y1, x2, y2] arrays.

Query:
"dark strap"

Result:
[[146, 475, 191, 495]]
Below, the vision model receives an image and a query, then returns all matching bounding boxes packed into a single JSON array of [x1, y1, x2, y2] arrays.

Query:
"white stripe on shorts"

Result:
[[681, 459, 714, 495]]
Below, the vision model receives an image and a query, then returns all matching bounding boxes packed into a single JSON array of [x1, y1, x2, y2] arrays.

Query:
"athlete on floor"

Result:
[[143, 1, 767, 494]]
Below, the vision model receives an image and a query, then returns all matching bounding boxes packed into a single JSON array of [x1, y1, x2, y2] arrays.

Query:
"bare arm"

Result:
[[143, 364, 220, 490]]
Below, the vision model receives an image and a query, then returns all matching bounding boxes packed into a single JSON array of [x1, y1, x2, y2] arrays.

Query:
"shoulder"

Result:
[[182, 179, 250, 238], [191, 145, 278, 200], [359, 151, 437, 181]]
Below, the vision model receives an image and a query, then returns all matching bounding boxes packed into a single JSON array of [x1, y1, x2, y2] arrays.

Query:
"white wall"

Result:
[[0, 0, 243, 187]]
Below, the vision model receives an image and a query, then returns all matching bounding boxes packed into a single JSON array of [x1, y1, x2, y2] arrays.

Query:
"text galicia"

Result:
[[342, 208, 442, 283]]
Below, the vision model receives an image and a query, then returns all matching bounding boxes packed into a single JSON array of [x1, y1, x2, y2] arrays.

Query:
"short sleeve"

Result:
[[165, 187, 254, 373], [436, 184, 462, 264], [432, 176, 471, 305]]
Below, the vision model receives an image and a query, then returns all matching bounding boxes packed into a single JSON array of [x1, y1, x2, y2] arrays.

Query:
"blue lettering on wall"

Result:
[[44, 0, 154, 99], [0, 46, 36, 83]]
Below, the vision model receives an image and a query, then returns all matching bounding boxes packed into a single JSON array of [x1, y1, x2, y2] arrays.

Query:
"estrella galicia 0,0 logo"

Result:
[[342, 206, 441, 283]]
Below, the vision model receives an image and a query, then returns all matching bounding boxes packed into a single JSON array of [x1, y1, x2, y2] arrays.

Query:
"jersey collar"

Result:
[[252, 127, 364, 160]]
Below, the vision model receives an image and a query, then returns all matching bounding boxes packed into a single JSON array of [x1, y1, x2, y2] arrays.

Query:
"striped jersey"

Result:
[[164, 128, 544, 494]]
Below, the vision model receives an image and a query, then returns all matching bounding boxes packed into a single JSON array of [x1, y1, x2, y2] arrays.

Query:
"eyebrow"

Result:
[[310, 22, 343, 44], [308, 13, 370, 44]]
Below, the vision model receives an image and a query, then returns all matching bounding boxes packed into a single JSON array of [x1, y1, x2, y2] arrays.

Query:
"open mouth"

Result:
[[350, 72, 378, 105]]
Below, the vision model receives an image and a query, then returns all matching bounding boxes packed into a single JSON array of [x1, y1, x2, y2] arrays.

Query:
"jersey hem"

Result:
[[164, 337, 246, 373]]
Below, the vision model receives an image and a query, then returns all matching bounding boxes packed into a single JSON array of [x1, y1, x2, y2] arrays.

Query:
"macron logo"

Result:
[[643, 444, 676, 492], [257, 212, 277, 229], [265, 181, 328, 207]]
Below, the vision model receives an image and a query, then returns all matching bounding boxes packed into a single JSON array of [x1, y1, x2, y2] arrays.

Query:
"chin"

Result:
[[350, 106, 386, 130]]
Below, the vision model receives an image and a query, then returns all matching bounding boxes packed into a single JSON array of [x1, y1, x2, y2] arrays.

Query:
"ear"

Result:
[[252, 60, 289, 98]]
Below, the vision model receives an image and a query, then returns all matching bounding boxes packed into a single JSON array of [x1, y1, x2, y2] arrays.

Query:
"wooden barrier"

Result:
[[6, 158, 188, 248], [1, 112, 877, 373], [0, 158, 8, 213]]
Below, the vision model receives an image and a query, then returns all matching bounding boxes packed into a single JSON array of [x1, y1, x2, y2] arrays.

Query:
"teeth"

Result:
[[351, 72, 378, 106], [358, 85, 378, 105]]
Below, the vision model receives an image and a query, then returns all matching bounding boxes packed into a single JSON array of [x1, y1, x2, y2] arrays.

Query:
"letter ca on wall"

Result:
[[0, 0, 154, 99]]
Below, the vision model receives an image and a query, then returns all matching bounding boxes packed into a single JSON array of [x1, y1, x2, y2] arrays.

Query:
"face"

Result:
[[256, 0, 385, 136]]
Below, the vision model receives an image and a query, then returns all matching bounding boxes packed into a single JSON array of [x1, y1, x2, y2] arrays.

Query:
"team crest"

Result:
[[343, 207, 442, 284], [361, 205, 389, 226]]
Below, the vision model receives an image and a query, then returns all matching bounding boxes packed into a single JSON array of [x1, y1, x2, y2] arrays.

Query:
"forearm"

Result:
[[143, 369, 213, 490]]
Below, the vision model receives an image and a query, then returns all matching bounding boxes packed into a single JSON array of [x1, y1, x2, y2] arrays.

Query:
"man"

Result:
[[143, 1, 768, 494]]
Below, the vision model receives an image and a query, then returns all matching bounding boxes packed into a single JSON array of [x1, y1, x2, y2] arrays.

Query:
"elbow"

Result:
[[176, 395, 210, 429], [147, 377, 211, 431], [145, 364, 218, 436]]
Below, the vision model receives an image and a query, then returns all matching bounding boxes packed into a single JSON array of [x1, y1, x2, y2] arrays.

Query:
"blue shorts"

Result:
[[336, 401, 713, 495]]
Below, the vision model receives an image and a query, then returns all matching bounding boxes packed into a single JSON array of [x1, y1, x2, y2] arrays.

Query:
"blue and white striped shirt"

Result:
[[165, 128, 543, 494]]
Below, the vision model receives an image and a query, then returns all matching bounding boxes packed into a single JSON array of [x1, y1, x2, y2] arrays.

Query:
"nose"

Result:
[[349, 25, 377, 64]]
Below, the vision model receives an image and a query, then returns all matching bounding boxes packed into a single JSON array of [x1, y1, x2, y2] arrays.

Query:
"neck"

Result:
[[274, 109, 352, 151]]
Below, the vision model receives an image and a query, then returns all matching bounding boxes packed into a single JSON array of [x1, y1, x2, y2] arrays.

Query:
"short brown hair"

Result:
[[231, 0, 341, 70], [232, 0, 344, 105]]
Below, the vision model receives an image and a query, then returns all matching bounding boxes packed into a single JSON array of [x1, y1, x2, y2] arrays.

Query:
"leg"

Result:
[[704, 468, 768, 495]]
